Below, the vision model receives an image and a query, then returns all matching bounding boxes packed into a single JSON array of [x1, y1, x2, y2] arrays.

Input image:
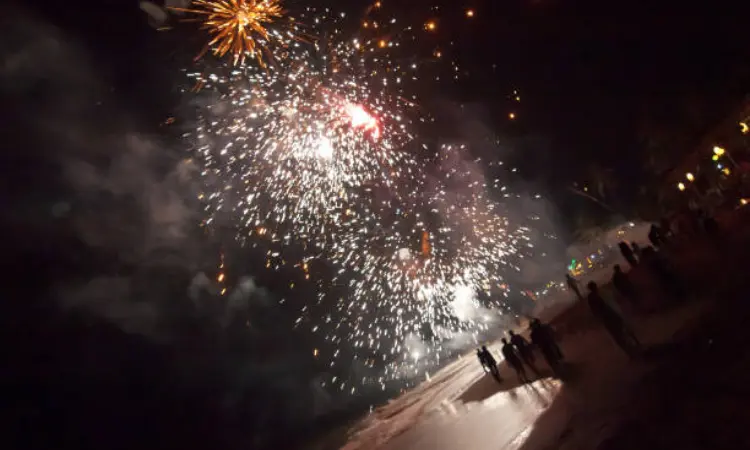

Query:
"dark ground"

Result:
[[341, 206, 750, 450], [6, 202, 749, 450], [517, 208, 750, 450]]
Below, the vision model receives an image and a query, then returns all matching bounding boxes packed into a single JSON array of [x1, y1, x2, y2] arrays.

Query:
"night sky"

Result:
[[19, 0, 750, 183], [5, 1, 750, 449]]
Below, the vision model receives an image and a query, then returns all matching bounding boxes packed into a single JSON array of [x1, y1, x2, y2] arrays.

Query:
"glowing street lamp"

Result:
[[677, 182, 686, 191], [686, 172, 695, 182]]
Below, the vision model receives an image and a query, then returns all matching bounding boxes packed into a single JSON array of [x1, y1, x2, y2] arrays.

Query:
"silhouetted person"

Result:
[[586, 281, 640, 357], [509, 330, 538, 373], [660, 217, 672, 241], [703, 215, 719, 238], [501, 338, 528, 382], [476, 348, 486, 368], [691, 208, 706, 236], [648, 224, 663, 248], [612, 264, 639, 308], [480, 345, 501, 381], [631, 242, 642, 258], [618, 241, 638, 268], [531, 318, 563, 360], [565, 273, 583, 300], [642, 246, 686, 301], [530, 319, 563, 374]]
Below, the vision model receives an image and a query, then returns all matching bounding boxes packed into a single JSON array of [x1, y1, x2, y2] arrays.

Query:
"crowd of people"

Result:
[[477, 210, 723, 385], [476, 318, 564, 383]]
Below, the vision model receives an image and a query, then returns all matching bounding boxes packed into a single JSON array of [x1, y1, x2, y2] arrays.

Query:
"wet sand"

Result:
[[343, 211, 750, 450]]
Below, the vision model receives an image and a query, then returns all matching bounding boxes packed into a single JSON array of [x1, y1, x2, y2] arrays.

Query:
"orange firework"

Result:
[[174, 0, 284, 66], [421, 230, 431, 258]]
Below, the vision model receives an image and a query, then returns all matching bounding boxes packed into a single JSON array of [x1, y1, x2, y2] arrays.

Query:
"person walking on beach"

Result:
[[529, 319, 564, 376], [565, 273, 584, 301], [501, 338, 529, 382], [530, 318, 563, 360], [509, 330, 538, 374], [612, 264, 640, 309], [648, 224, 663, 248], [586, 281, 641, 357], [479, 346, 502, 381], [618, 241, 638, 268], [631, 242, 642, 259]]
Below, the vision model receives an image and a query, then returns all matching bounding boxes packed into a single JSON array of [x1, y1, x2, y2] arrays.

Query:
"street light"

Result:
[[686, 172, 695, 182], [677, 182, 686, 191]]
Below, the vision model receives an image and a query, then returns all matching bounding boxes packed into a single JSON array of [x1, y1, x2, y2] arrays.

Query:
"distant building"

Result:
[[659, 97, 750, 212]]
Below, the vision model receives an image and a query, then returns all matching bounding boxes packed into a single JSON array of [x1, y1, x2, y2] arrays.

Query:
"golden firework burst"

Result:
[[174, 0, 284, 66]]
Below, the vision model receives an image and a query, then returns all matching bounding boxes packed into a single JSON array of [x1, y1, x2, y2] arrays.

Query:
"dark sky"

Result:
[[19, 0, 750, 180]]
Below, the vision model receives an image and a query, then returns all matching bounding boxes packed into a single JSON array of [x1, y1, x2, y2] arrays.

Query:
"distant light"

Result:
[[712, 154, 720, 161], [466, 9, 475, 18], [378, 39, 387, 48], [686, 172, 695, 182], [741, 198, 748, 206], [740, 122, 748, 134], [722, 167, 731, 176], [713, 145, 726, 156], [313, 348, 319, 357], [677, 182, 686, 191], [425, 21, 436, 31], [508, 112, 516, 120]]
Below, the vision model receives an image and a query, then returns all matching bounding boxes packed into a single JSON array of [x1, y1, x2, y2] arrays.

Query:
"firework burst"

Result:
[[320, 144, 548, 388], [175, 0, 285, 66], [181, 6, 556, 393], [186, 8, 422, 251]]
